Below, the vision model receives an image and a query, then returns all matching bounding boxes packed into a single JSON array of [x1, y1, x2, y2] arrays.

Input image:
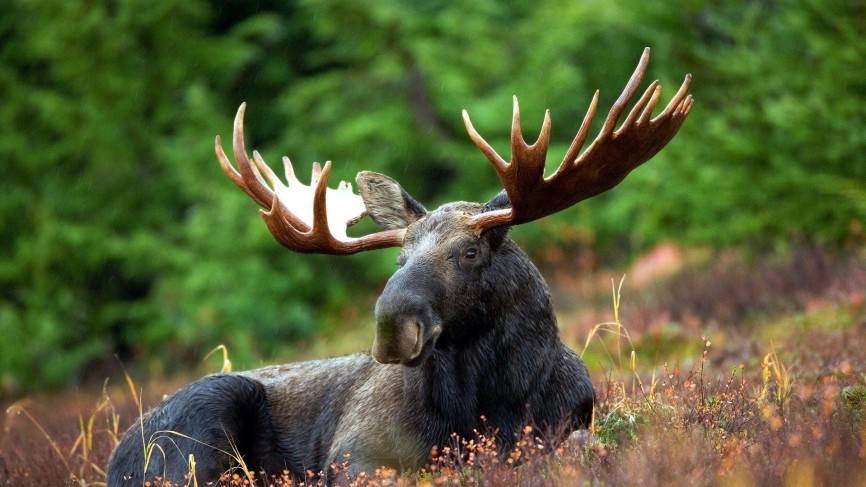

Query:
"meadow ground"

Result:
[[2, 245, 866, 486]]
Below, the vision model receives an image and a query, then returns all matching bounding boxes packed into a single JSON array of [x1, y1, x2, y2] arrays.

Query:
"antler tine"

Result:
[[229, 103, 277, 209], [637, 84, 663, 125], [556, 90, 600, 176], [252, 150, 282, 189], [281, 157, 302, 187], [215, 138, 271, 210], [634, 93, 693, 172], [599, 47, 651, 137], [617, 80, 659, 134], [462, 109, 508, 172], [311, 161, 333, 236], [507, 97, 551, 210], [215, 135, 254, 199], [655, 73, 692, 122], [509, 96, 523, 162]]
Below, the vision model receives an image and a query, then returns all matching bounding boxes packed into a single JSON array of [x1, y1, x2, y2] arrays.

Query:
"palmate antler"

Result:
[[462, 47, 693, 232], [215, 103, 405, 254]]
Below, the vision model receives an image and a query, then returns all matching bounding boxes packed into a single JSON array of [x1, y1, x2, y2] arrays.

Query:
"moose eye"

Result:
[[464, 247, 478, 259]]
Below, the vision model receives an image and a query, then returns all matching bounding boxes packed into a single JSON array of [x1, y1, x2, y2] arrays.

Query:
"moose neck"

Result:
[[404, 239, 560, 442]]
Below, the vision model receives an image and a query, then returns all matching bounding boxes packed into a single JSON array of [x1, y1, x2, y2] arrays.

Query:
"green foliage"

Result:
[[841, 384, 866, 425], [1, 0, 863, 394], [594, 408, 644, 447]]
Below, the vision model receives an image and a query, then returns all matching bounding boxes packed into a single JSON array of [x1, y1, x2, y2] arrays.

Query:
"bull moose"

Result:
[[107, 48, 692, 484]]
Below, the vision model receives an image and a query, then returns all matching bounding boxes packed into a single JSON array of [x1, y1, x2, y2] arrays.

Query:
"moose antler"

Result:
[[215, 103, 405, 254], [463, 47, 693, 232]]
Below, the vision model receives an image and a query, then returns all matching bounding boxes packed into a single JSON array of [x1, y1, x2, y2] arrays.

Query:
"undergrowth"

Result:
[[3, 268, 866, 486]]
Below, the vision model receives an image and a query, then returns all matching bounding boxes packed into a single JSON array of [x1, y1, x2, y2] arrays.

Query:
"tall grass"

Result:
[[5, 382, 120, 486]]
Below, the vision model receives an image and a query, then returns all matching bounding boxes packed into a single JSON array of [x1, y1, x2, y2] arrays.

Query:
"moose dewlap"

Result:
[[107, 47, 692, 485]]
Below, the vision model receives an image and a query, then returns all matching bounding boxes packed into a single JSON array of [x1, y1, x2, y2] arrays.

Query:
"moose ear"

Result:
[[356, 171, 427, 230], [483, 190, 510, 212]]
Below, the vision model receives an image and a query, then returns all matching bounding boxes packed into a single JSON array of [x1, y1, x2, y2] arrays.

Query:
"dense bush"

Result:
[[1, 0, 863, 394]]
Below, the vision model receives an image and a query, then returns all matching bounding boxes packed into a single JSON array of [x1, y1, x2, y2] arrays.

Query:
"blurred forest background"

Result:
[[1, 0, 864, 397]]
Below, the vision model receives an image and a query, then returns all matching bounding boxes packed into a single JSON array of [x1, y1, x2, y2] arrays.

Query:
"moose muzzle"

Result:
[[371, 317, 424, 364], [372, 267, 443, 366]]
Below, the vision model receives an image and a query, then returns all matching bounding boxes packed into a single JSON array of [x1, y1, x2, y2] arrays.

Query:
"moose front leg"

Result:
[[324, 400, 428, 481]]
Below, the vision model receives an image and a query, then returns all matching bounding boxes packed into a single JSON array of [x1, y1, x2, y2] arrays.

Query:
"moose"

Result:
[[107, 48, 692, 484]]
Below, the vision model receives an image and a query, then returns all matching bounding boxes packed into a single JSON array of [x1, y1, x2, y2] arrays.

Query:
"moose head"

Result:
[[215, 47, 692, 366]]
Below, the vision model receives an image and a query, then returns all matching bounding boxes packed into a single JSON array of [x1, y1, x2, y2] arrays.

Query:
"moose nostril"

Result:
[[405, 320, 424, 358], [394, 319, 422, 358], [371, 317, 424, 364]]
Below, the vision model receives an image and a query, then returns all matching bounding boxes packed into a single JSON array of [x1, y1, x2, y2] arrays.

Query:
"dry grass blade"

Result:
[[203, 344, 233, 373], [581, 276, 645, 394]]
